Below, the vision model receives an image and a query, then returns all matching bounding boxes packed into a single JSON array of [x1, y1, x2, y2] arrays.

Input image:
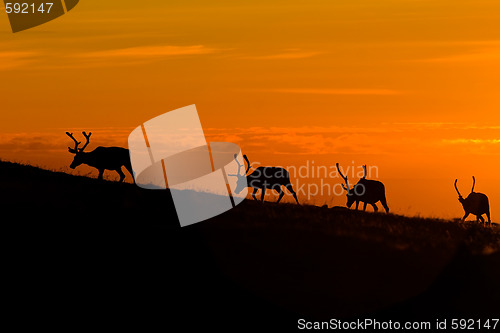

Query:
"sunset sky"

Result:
[[1, 0, 500, 218]]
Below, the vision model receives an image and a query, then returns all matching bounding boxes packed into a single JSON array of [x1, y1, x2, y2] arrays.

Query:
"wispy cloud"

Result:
[[0, 51, 39, 71], [2, 122, 500, 167], [204, 123, 500, 156], [0, 128, 133, 154], [417, 46, 500, 63], [265, 88, 402, 95], [389, 122, 500, 130], [443, 139, 500, 144], [80, 45, 220, 59], [204, 126, 410, 156], [243, 51, 322, 60]]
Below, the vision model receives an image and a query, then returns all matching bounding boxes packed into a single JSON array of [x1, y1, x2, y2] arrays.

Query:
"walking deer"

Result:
[[454, 177, 490, 225], [336, 163, 389, 213], [229, 154, 299, 204], [66, 131, 133, 182]]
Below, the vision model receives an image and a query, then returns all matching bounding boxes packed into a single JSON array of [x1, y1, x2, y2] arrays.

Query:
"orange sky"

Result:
[[1, 0, 500, 218]]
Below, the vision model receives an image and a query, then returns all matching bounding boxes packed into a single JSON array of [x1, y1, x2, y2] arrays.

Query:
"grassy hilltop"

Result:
[[1, 160, 499, 330]]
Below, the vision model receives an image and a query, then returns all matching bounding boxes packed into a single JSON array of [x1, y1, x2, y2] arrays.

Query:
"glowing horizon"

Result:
[[1, 0, 499, 219]]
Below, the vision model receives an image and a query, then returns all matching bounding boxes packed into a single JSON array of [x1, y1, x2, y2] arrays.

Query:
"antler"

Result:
[[228, 153, 244, 177], [362, 165, 367, 179], [336, 163, 350, 191], [243, 155, 252, 174], [66, 132, 80, 154], [454, 179, 462, 198], [79, 131, 92, 152], [471, 176, 475, 193]]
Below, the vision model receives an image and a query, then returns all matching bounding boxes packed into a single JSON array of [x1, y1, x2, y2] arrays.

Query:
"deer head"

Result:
[[336, 163, 367, 208], [454, 176, 475, 205], [336, 163, 355, 207], [228, 154, 251, 194], [66, 131, 92, 169]]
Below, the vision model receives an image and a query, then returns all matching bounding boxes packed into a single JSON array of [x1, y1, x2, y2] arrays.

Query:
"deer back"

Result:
[[82, 146, 130, 170], [463, 192, 489, 215], [352, 178, 386, 202], [247, 166, 291, 188]]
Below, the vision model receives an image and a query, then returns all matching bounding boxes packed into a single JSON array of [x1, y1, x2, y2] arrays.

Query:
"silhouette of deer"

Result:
[[336, 163, 389, 213], [66, 131, 133, 182], [454, 177, 490, 225], [229, 154, 299, 204]]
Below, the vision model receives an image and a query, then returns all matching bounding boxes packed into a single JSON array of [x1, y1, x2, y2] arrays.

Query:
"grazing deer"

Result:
[[229, 154, 299, 204], [454, 177, 490, 225], [336, 163, 389, 213], [66, 131, 133, 183]]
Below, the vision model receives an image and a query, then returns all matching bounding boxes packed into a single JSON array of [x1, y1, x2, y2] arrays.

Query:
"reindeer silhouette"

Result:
[[454, 177, 490, 225], [336, 163, 389, 213], [229, 154, 299, 204], [66, 131, 133, 182]]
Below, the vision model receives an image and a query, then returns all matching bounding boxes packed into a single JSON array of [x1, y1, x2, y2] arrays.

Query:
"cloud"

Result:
[[416, 47, 500, 63], [264, 88, 401, 95], [204, 126, 403, 156], [0, 128, 136, 168], [243, 51, 322, 60], [388, 122, 500, 131], [3, 123, 500, 169], [205, 122, 500, 157], [0, 128, 133, 154], [0, 134, 62, 153], [80, 45, 220, 59], [443, 139, 500, 144], [0, 51, 39, 71]]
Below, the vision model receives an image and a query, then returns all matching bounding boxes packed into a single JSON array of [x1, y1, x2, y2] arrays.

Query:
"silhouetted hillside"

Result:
[[2, 160, 499, 331]]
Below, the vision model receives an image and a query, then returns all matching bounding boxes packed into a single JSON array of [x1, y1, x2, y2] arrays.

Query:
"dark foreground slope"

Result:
[[1, 161, 499, 331]]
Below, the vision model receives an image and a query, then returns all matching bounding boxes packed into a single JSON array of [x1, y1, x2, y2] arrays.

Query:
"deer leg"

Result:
[[98, 169, 104, 181], [371, 203, 379, 212], [120, 161, 135, 183], [286, 184, 299, 205], [251, 188, 258, 200], [124, 161, 135, 183], [261, 187, 267, 202], [486, 211, 491, 226], [116, 168, 126, 182], [363, 202, 367, 211], [478, 215, 485, 224], [462, 212, 469, 221], [276, 186, 285, 203], [355, 201, 359, 210], [380, 197, 390, 213]]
